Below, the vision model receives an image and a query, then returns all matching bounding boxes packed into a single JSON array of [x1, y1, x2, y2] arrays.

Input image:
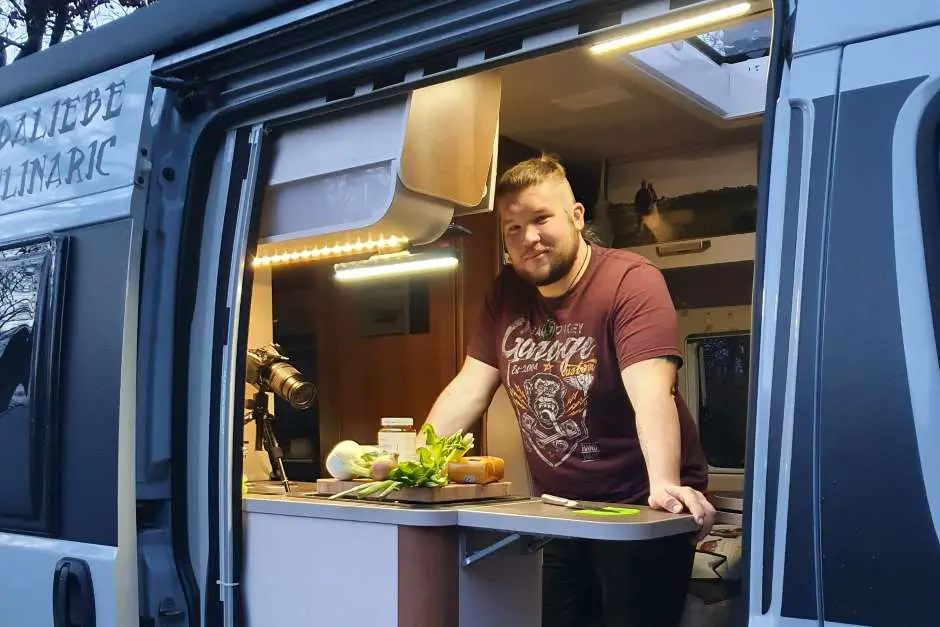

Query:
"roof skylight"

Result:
[[619, 14, 772, 121]]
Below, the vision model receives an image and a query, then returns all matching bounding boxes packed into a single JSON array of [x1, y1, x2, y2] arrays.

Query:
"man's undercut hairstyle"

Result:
[[495, 153, 573, 205]]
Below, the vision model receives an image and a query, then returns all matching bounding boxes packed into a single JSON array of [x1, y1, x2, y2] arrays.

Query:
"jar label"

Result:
[[378, 431, 417, 463]]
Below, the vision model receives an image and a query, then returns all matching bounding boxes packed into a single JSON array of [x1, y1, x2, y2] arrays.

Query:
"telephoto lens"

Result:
[[245, 344, 317, 409], [267, 361, 316, 409]]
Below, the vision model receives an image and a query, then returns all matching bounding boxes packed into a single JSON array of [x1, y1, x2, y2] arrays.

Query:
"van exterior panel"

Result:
[[820, 76, 938, 626], [762, 103, 808, 614], [793, 0, 940, 57], [57, 217, 133, 547], [781, 91, 835, 620], [0, 185, 136, 247], [780, 92, 838, 621]]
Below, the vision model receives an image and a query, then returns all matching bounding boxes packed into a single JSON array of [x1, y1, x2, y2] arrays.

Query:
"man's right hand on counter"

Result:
[[649, 482, 716, 539]]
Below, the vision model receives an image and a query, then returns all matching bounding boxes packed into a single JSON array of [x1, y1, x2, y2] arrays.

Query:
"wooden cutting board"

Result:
[[315, 478, 511, 503]]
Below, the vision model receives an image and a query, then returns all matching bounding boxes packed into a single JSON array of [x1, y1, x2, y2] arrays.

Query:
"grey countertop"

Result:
[[244, 483, 699, 541], [456, 500, 699, 541]]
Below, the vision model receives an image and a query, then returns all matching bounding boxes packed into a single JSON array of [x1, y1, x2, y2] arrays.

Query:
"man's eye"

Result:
[[536, 216, 549, 224]]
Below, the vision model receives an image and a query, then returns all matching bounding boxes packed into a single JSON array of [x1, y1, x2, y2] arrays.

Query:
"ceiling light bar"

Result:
[[334, 250, 458, 281], [589, 2, 753, 55], [252, 235, 408, 268]]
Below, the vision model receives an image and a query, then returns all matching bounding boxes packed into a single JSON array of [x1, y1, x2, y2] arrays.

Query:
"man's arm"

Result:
[[621, 357, 714, 536], [621, 358, 682, 487], [423, 356, 502, 438]]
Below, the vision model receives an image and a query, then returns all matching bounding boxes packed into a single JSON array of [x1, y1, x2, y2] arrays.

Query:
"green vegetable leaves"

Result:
[[327, 424, 474, 500], [387, 424, 473, 488]]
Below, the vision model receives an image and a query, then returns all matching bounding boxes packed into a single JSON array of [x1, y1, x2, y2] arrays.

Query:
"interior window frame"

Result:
[[684, 329, 750, 474]]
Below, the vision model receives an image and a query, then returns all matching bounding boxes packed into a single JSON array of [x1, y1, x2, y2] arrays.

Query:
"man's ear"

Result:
[[572, 202, 586, 229]]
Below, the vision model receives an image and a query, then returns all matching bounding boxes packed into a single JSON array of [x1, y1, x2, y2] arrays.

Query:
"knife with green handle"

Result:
[[540, 493, 620, 512]]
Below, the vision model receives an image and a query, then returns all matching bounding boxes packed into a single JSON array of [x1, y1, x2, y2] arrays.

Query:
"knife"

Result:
[[540, 493, 619, 512]]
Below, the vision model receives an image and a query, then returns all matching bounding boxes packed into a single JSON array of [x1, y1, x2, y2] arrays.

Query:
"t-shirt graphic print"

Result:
[[467, 244, 708, 504], [501, 316, 599, 468]]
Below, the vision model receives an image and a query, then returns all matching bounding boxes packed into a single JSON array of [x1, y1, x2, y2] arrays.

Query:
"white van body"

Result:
[[1, 1, 938, 626]]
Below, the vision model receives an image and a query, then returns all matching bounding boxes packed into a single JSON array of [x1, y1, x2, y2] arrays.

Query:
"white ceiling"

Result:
[[493, 45, 763, 165]]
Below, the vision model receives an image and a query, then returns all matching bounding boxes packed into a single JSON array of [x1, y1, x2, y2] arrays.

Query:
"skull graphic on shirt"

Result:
[[502, 317, 597, 468]]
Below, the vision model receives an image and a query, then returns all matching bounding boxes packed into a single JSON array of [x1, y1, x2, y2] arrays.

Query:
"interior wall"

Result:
[[313, 268, 459, 451], [604, 141, 758, 203]]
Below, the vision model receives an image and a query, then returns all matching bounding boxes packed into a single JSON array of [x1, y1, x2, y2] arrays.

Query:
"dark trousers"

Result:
[[542, 532, 696, 627]]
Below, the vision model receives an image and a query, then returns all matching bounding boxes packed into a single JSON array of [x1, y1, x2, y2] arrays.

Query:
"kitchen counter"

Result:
[[457, 499, 698, 541], [242, 484, 699, 627], [244, 490, 460, 526], [244, 483, 699, 541]]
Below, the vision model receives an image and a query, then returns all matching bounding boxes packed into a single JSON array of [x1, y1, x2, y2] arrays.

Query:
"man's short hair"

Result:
[[494, 153, 570, 203]]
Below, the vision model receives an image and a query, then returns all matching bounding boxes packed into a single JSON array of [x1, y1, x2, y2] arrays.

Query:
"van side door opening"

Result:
[[187, 3, 778, 627]]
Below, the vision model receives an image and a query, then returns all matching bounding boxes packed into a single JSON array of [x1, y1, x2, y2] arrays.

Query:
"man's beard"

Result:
[[516, 244, 578, 287]]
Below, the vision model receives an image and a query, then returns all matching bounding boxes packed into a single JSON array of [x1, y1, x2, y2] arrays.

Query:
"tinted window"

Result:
[[690, 333, 749, 470], [0, 237, 67, 535]]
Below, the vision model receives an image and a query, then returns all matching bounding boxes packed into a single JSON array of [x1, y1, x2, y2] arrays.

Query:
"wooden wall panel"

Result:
[[313, 267, 458, 453], [453, 210, 500, 453]]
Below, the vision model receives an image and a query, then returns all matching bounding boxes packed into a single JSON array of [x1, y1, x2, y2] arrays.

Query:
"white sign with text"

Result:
[[0, 56, 153, 217]]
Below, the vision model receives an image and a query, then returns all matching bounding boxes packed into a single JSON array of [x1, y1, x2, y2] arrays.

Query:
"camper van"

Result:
[[1, 0, 938, 625]]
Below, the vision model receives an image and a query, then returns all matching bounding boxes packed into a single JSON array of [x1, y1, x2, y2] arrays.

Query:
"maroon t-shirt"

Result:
[[467, 244, 708, 505]]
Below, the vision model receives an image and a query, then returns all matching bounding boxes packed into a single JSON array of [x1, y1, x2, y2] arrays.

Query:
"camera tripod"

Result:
[[245, 390, 292, 495]]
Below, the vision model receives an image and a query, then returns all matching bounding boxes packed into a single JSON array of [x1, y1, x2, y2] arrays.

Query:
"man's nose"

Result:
[[523, 225, 541, 245]]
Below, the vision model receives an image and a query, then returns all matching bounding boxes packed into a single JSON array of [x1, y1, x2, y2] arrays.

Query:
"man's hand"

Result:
[[649, 483, 716, 539]]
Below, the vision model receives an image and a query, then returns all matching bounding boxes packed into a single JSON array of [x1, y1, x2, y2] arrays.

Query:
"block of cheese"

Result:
[[447, 456, 506, 485]]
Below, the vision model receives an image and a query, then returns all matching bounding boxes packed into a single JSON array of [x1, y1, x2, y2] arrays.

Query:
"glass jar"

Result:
[[377, 417, 417, 463]]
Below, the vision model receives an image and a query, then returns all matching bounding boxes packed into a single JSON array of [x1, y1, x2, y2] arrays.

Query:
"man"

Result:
[[424, 155, 714, 627]]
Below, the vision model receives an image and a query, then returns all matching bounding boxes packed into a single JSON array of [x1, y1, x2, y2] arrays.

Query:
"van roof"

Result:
[[0, 0, 316, 107]]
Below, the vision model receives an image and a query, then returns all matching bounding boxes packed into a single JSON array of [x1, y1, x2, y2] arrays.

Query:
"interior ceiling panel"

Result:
[[494, 45, 762, 164]]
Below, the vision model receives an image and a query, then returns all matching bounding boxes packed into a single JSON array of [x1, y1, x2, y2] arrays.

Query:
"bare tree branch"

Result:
[[1, 0, 156, 63]]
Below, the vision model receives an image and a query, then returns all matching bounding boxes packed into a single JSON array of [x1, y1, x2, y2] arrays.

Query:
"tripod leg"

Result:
[[260, 419, 291, 495]]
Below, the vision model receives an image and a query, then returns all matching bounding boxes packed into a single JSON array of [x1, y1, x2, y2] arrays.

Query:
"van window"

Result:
[[0, 237, 65, 534], [688, 332, 749, 471]]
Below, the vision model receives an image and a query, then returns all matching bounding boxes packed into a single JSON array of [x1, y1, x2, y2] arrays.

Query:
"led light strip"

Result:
[[589, 2, 753, 55], [334, 252, 458, 281], [252, 235, 408, 267]]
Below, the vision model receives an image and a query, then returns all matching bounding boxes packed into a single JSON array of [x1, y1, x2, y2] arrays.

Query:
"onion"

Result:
[[369, 455, 399, 481]]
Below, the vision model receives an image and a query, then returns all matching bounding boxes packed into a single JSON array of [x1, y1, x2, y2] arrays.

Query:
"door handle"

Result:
[[52, 558, 96, 627]]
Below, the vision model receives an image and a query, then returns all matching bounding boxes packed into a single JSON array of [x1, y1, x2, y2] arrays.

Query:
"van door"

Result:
[[0, 57, 163, 627], [749, 1, 940, 626]]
